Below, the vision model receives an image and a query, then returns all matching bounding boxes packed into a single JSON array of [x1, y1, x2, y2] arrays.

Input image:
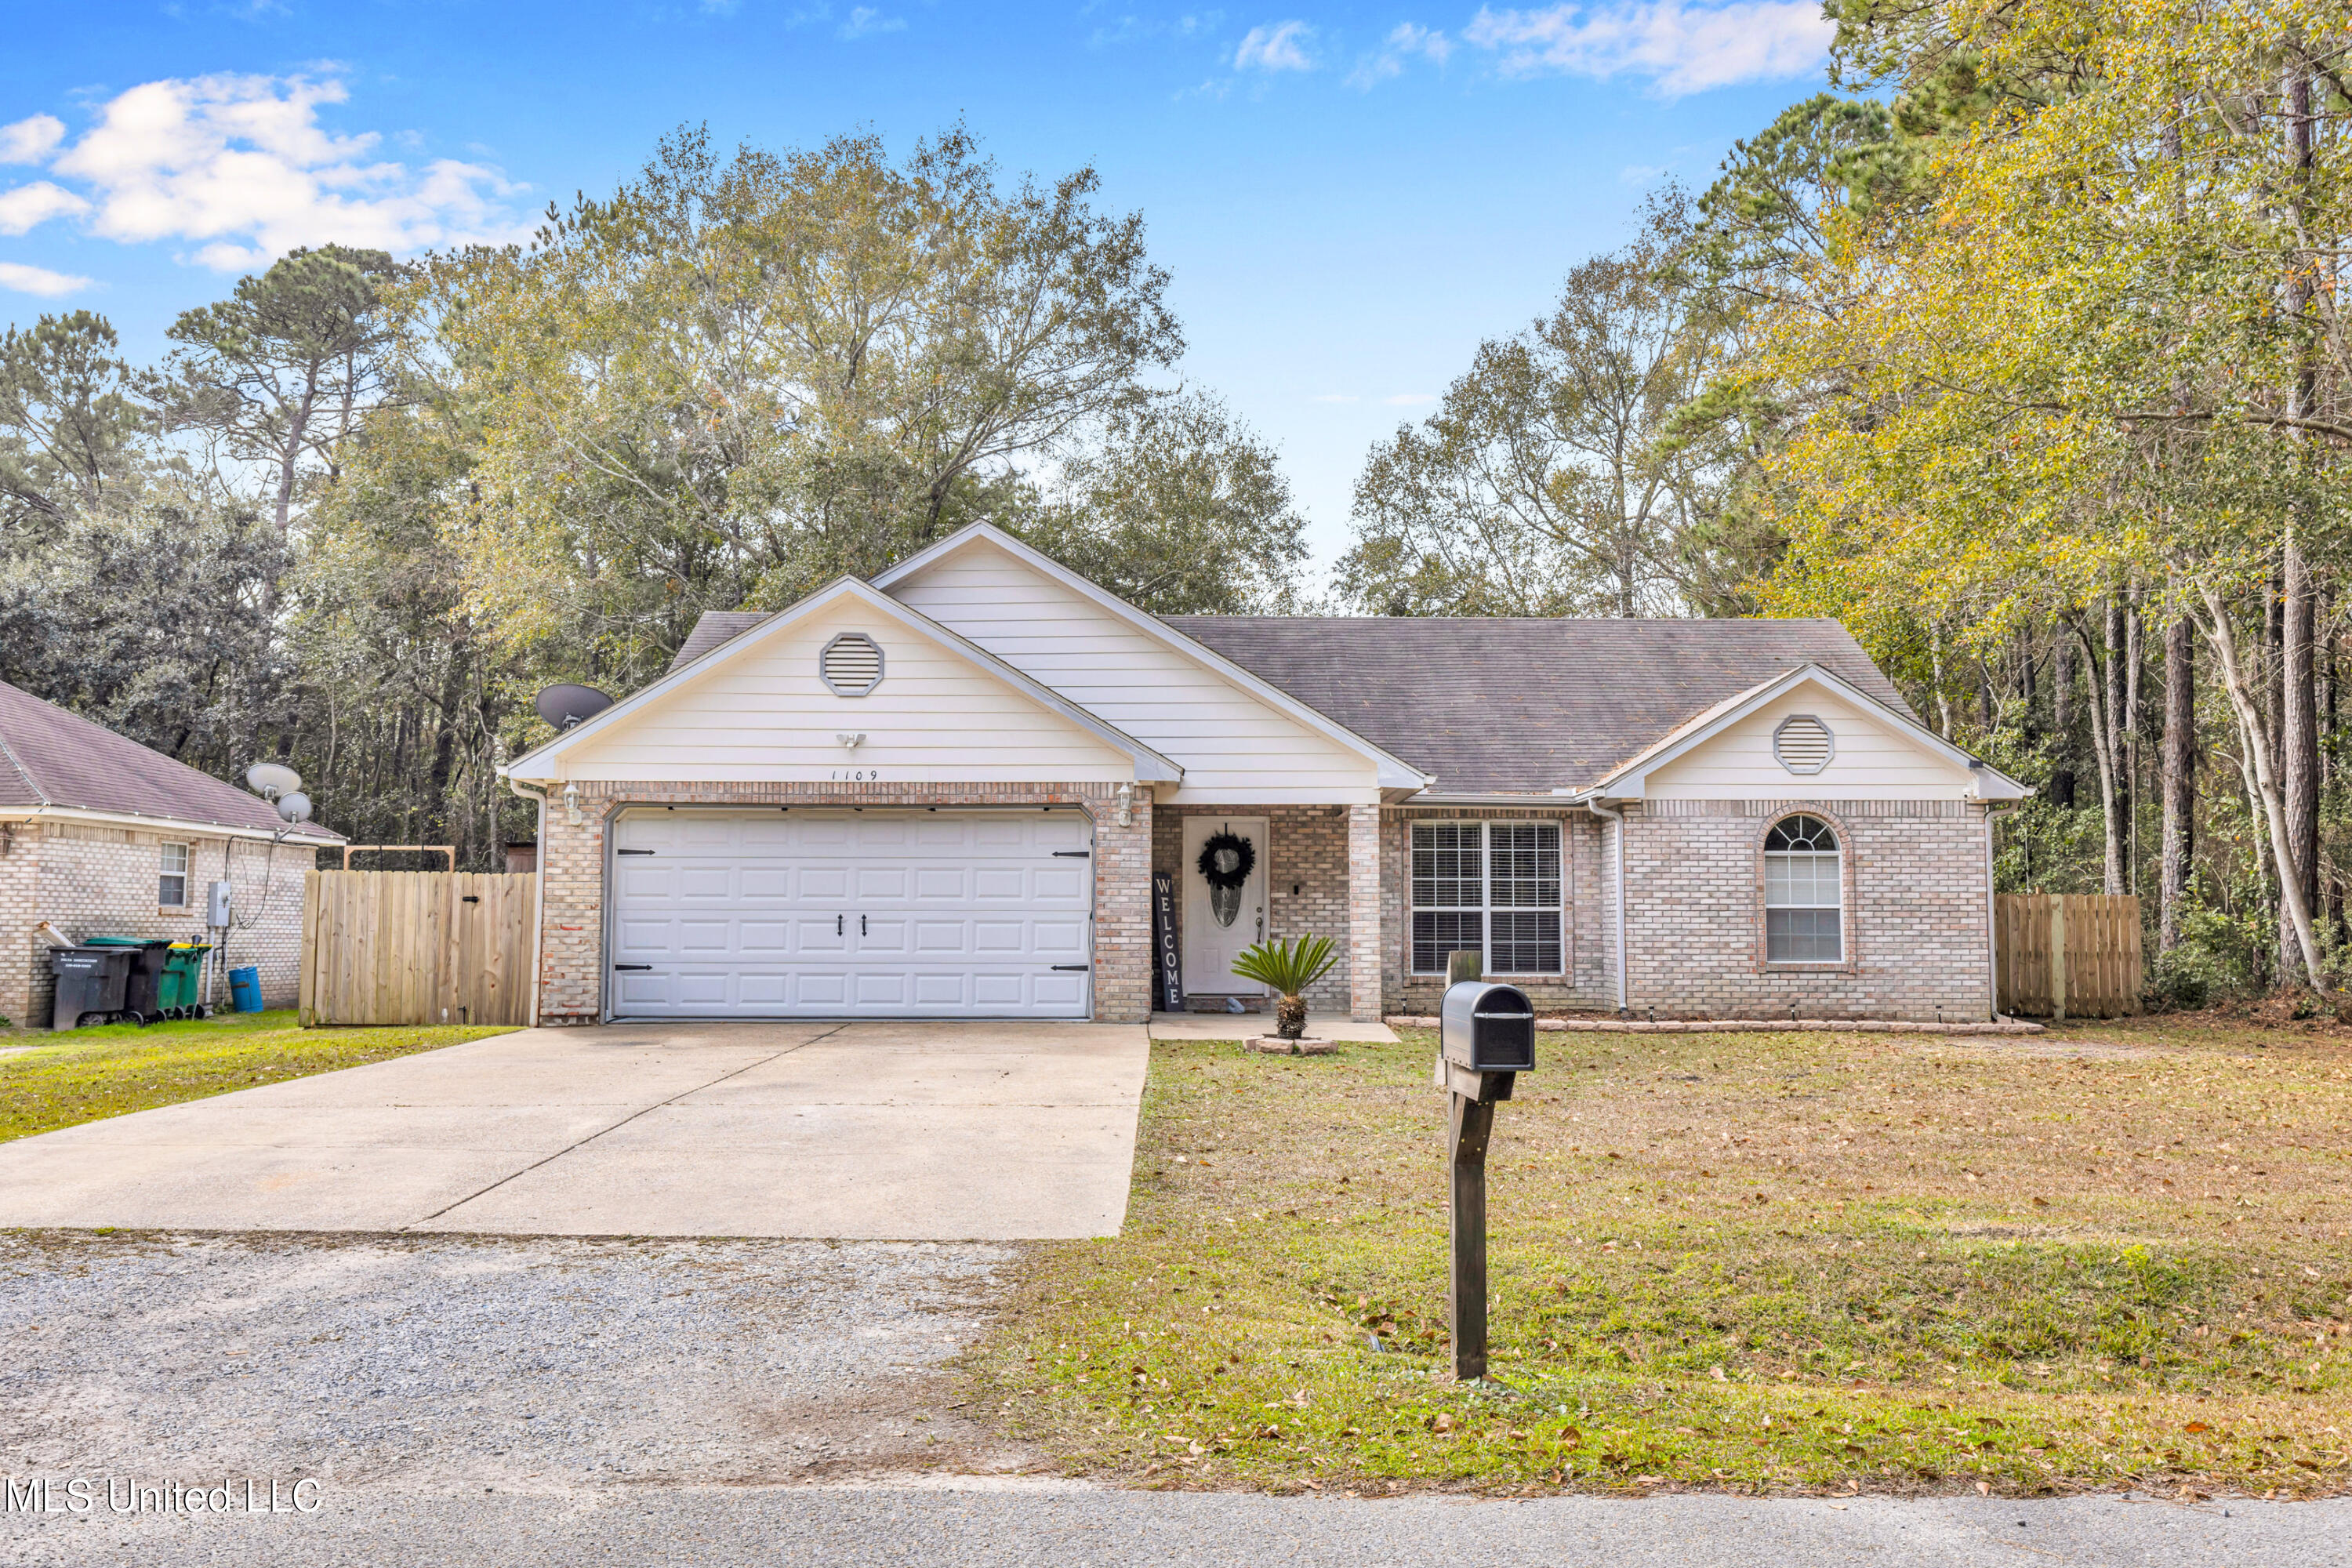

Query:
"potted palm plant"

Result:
[[1230, 935, 1338, 1043]]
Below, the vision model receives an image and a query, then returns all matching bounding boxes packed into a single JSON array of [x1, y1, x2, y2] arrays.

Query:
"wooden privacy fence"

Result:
[[1995, 893, 2143, 1019], [300, 870, 535, 1027]]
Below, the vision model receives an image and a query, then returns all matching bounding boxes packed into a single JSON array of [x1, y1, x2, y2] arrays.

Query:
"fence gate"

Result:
[[1994, 892, 2142, 1019], [299, 870, 535, 1027]]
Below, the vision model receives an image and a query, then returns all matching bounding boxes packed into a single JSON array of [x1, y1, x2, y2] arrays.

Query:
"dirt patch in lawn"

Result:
[[963, 1019, 2352, 1498]]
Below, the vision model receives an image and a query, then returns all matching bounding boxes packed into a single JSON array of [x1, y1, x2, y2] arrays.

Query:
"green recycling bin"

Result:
[[162, 942, 210, 1018]]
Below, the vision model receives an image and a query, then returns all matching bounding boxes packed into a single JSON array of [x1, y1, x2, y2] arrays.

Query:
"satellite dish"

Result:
[[536, 684, 615, 731], [276, 792, 313, 825], [245, 762, 303, 802]]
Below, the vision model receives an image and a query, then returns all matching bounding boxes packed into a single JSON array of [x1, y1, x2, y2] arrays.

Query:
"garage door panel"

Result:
[[610, 809, 1092, 1018], [971, 869, 1026, 901], [739, 866, 793, 899]]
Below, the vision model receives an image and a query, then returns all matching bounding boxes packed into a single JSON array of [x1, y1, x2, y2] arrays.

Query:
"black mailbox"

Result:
[[1441, 981, 1536, 1073]]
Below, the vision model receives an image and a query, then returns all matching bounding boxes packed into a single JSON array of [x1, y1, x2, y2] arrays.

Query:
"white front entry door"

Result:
[[1181, 815, 1268, 996], [608, 808, 1094, 1018]]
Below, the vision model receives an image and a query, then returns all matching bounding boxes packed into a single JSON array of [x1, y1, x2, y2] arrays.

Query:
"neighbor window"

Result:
[[1763, 815, 1842, 962], [159, 842, 190, 907], [1410, 822, 1563, 975]]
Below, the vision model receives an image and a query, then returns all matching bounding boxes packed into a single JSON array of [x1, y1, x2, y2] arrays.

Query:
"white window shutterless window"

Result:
[[158, 842, 190, 907], [1410, 822, 1563, 975], [1763, 815, 1842, 962]]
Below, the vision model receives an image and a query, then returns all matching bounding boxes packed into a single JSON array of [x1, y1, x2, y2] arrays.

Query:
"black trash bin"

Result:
[[49, 946, 132, 1030], [86, 937, 170, 1024]]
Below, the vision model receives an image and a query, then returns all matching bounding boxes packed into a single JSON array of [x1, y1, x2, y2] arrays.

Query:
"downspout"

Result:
[[505, 775, 547, 1029], [1588, 800, 1629, 1013]]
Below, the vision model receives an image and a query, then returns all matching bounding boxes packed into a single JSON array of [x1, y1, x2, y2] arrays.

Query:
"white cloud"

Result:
[[1347, 22, 1454, 88], [1383, 393, 1436, 406], [0, 261, 90, 297], [0, 114, 66, 164], [18, 73, 524, 271], [0, 181, 91, 235], [1235, 20, 1316, 71], [838, 6, 905, 38], [1465, 1, 1833, 95]]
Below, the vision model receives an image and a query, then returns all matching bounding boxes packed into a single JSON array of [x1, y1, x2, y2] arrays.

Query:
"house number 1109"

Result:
[[830, 768, 883, 782]]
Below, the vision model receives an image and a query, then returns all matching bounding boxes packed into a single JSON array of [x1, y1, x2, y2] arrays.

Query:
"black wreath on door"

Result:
[[1196, 829, 1256, 930]]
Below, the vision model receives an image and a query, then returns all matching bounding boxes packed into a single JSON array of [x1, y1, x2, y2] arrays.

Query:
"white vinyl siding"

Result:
[[1643, 689, 1975, 800], [1410, 822, 1563, 975], [886, 539, 1381, 803], [553, 597, 1137, 784], [1764, 815, 1842, 963], [158, 842, 188, 907]]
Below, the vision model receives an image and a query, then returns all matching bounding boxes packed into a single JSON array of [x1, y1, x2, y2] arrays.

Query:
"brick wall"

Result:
[[1381, 807, 1610, 1016], [0, 820, 308, 1027], [1620, 799, 1992, 1021], [531, 781, 1155, 1025], [1151, 804, 1355, 1012]]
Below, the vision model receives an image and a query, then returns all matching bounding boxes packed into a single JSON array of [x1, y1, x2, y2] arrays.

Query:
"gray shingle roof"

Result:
[[1167, 616, 1912, 795], [667, 612, 768, 674], [663, 605, 1911, 797], [0, 680, 342, 839]]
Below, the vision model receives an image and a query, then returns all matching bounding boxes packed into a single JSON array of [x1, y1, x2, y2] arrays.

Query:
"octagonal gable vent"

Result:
[[1773, 713, 1834, 775], [820, 633, 884, 696]]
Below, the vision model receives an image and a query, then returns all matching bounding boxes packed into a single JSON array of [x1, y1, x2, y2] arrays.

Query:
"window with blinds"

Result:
[[1764, 813, 1842, 962], [1410, 821, 1563, 975]]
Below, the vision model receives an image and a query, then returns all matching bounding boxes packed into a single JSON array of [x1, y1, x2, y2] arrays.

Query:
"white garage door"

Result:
[[607, 808, 1094, 1019]]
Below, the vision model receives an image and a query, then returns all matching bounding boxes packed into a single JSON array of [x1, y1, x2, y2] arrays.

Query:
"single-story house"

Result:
[[501, 521, 2028, 1026], [0, 681, 343, 1025]]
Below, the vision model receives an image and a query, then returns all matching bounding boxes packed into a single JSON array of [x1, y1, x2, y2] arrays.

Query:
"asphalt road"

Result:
[[8, 1484, 2349, 1566]]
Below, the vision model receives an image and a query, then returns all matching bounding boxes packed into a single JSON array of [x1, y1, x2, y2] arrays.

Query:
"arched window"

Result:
[[1764, 814, 1842, 962]]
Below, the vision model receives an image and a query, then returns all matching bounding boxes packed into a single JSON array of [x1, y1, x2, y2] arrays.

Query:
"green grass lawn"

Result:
[[0, 1009, 517, 1144], [966, 1018, 2352, 1499]]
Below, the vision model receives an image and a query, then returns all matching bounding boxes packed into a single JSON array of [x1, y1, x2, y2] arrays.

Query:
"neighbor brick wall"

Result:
[[1152, 804, 1355, 1013], [532, 782, 1154, 1025], [1620, 799, 1992, 1021], [0, 820, 308, 1026]]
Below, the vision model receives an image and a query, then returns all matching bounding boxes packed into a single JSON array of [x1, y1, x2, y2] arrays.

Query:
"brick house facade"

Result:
[[503, 523, 2025, 1028], [0, 678, 339, 1027], [0, 821, 311, 1026]]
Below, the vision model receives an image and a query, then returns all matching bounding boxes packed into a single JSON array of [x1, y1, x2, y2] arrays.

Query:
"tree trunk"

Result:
[[2278, 61, 2320, 985], [2071, 611, 2126, 895], [2160, 610, 2195, 951], [2103, 599, 2128, 893], [2195, 584, 2324, 984]]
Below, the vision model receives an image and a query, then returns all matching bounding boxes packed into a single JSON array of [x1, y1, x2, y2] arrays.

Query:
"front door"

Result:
[[1181, 815, 1268, 996]]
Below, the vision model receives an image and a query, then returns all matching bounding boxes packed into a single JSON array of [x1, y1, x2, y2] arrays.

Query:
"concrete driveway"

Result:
[[0, 1021, 1150, 1239]]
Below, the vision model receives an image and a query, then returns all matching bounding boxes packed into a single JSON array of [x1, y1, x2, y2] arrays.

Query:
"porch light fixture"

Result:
[[1115, 782, 1134, 827], [563, 782, 581, 826], [837, 732, 866, 751]]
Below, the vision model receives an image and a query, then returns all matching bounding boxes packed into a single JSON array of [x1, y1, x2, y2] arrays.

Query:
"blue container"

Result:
[[228, 965, 263, 1014]]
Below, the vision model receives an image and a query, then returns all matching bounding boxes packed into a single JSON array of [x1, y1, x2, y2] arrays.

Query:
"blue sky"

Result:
[[1, 1, 1838, 573]]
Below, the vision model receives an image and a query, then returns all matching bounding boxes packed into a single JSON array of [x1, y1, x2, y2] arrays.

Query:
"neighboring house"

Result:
[[0, 681, 343, 1025], [502, 522, 2028, 1027]]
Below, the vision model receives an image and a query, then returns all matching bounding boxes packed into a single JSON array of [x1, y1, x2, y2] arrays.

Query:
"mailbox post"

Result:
[[1438, 975, 1536, 1381]]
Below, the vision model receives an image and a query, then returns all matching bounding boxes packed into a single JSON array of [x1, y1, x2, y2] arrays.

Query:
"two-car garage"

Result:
[[606, 808, 1095, 1019]]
